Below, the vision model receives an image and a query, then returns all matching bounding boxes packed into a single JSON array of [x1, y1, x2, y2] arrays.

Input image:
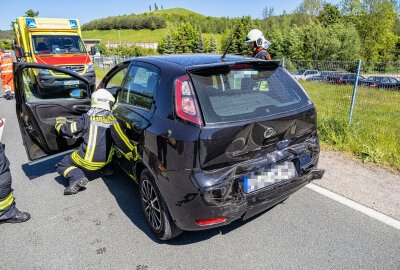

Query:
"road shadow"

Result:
[[101, 170, 160, 242], [166, 204, 280, 246], [21, 155, 65, 181], [102, 168, 280, 245], [21, 153, 281, 244]]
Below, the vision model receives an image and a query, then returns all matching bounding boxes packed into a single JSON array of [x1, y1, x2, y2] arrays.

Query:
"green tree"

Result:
[[163, 34, 175, 54], [262, 6, 275, 19], [221, 16, 252, 55], [24, 9, 39, 17], [193, 29, 205, 53], [340, 0, 362, 15], [332, 23, 361, 60], [319, 3, 343, 26], [357, 0, 398, 62], [209, 37, 217, 53], [172, 23, 199, 53], [296, 0, 325, 15], [0, 39, 12, 50]]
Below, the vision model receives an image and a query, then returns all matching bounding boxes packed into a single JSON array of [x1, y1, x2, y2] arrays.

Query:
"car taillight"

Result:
[[175, 75, 203, 126], [196, 217, 227, 226], [370, 83, 377, 87]]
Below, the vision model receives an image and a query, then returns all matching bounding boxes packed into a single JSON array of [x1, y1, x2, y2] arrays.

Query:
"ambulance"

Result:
[[13, 17, 95, 94]]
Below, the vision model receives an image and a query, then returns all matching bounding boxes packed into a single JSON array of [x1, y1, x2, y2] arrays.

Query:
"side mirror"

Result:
[[15, 46, 25, 59], [70, 89, 86, 99], [90, 46, 96, 55]]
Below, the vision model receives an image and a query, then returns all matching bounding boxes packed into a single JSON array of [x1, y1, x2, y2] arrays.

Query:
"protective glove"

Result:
[[126, 147, 139, 161], [55, 117, 67, 134], [56, 117, 67, 125]]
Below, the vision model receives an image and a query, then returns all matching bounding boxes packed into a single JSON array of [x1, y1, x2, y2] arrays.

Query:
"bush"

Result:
[[106, 45, 158, 57], [82, 15, 166, 31]]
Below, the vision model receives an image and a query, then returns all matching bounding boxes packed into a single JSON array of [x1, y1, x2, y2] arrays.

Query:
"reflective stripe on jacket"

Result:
[[0, 53, 13, 75], [57, 112, 137, 170]]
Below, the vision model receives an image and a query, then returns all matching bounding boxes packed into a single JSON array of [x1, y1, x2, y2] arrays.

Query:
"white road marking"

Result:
[[306, 183, 400, 231], [0, 118, 5, 141]]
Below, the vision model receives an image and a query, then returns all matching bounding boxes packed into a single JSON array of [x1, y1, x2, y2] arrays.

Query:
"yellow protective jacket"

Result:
[[56, 109, 137, 170]]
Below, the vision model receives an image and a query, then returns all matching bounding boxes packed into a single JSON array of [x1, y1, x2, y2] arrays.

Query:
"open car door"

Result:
[[13, 62, 92, 162]]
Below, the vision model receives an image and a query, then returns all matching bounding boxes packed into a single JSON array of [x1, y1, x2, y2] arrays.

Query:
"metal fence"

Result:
[[284, 59, 400, 166], [93, 55, 130, 72], [283, 59, 400, 128]]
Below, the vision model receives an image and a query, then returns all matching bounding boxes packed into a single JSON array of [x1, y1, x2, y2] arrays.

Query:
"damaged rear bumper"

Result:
[[159, 144, 325, 231]]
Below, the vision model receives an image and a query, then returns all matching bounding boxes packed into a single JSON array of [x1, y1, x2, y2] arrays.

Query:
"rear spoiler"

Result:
[[186, 60, 281, 74]]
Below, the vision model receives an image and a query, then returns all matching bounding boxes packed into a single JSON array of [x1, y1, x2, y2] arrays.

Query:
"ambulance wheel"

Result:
[[139, 169, 182, 240]]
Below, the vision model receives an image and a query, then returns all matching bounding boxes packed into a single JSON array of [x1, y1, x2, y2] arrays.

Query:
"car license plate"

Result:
[[239, 161, 297, 193], [63, 80, 79, 86]]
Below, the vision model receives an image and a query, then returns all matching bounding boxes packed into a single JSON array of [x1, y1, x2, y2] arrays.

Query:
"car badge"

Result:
[[263, 127, 276, 139]]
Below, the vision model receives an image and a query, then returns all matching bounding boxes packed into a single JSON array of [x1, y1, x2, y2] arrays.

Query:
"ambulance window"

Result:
[[32, 35, 86, 54], [21, 67, 89, 102]]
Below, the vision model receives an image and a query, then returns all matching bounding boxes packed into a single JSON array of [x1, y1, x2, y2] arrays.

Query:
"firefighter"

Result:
[[0, 46, 14, 100], [55, 88, 138, 195], [245, 29, 272, 60], [0, 119, 31, 223]]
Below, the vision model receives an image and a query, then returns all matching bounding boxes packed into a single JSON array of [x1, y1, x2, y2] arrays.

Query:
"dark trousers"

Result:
[[0, 143, 18, 220], [56, 155, 86, 185]]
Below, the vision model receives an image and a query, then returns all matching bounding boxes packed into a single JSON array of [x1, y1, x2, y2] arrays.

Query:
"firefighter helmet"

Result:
[[91, 88, 115, 111], [245, 29, 271, 49]]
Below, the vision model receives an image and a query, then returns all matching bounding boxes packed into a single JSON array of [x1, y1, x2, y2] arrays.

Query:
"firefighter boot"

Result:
[[64, 177, 89, 195], [2, 211, 31, 223], [101, 164, 114, 177]]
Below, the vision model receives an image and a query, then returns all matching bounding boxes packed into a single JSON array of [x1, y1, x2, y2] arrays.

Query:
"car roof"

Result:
[[135, 54, 256, 68]]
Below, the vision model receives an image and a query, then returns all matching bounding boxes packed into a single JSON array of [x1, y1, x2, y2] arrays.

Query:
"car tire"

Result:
[[139, 169, 182, 240]]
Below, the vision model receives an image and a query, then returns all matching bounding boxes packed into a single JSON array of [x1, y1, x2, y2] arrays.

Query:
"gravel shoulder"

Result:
[[317, 150, 400, 220]]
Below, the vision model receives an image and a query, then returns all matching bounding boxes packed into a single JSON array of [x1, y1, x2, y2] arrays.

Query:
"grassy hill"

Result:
[[82, 29, 222, 45], [144, 8, 206, 18], [82, 8, 223, 47], [0, 30, 13, 40]]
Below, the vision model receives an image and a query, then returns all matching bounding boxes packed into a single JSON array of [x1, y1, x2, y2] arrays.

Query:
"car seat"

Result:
[[37, 42, 50, 53], [146, 74, 159, 93]]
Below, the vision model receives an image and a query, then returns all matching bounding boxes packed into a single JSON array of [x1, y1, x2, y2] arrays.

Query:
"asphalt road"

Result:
[[1, 87, 400, 270]]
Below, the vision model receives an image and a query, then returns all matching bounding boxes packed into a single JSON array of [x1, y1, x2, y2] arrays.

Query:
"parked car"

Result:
[[306, 75, 324, 82], [361, 76, 400, 90], [13, 55, 325, 240], [292, 69, 320, 80], [338, 73, 365, 85], [325, 71, 348, 84]]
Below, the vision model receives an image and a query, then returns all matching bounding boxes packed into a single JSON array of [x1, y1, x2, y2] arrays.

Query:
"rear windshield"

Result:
[[190, 64, 311, 124]]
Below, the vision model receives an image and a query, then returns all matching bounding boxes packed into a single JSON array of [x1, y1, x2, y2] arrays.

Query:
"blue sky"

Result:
[[0, 0, 341, 30]]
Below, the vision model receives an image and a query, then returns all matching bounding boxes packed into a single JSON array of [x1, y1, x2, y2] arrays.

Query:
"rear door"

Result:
[[14, 62, 91, 161]]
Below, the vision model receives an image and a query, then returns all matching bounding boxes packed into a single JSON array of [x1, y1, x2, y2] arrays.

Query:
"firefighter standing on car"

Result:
[[245, 29, 272, 60], [0, 119, 31, 223], [0, 46, 14, 100], [55, 89, 138, 195]]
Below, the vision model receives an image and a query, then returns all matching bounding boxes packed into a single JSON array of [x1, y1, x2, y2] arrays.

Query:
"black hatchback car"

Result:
[[13, 54, 324, 240]]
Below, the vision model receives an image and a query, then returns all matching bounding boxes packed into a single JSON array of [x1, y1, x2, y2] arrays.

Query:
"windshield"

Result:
[[32, 35, 86, 55], [190, 65, 311, 124]]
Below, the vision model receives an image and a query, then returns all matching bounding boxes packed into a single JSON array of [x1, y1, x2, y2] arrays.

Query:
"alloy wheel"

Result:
[[141, 179, 162, 231]]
